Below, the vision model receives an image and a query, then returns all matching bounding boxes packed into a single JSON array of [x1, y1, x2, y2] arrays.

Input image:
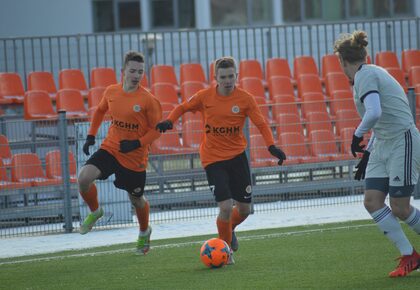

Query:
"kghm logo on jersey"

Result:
[[112, 119, 139, 131], [231, 105, 240, 114], [205, 124, 240, 136], [133, 104, 141, 112]]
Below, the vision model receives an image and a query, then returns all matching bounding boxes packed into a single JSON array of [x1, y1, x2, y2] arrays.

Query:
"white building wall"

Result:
[[0, 0, 92, 38]]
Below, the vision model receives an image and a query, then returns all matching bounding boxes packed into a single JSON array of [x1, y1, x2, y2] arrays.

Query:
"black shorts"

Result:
[[205, 151, 252, 203], [85, 149, 146, 196]]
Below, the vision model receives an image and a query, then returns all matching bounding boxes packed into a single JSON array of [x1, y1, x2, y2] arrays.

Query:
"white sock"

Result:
[[404, 207, 420, 234], [371, 206, 413, 256]]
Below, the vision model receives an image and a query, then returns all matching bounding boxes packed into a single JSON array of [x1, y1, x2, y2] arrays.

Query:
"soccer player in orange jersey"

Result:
[[77, 51, 162, 255], [156, 57, 286, 264]]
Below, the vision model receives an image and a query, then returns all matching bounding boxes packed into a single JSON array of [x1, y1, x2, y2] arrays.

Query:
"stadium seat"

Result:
[[0, 72, 25, 104], [375, 51, 400, 69], [0, 134, 12, 166], [339, 127, 357, 157], [151, 131, 192, 154], [58, 69, 89, 98], [266, 58, 294, 85], [27, 71, 57, 100], [275, 113, 304, 135], [309, 129, 348, 161], [386, 67, 408, 92], [329, 91, 356, 117], [45, 150, 77, 183], [335, 109, 360, 136], [278, 132, 321, 164], [321, 54, 343, 80], [87, 87, 106, 111], [180, 63, 207, 85], [402, 49, 420, 76], [366, 55, 372, 64], [408, 66, 420, 86], [250, 135, 278, 167], [0, 158, 31, 190], [268, 76, 295, 101], [293, 56, 319, 81], [182, 111, 203, 124], [182, 120, 204, 149], [208, 62, 217, 87], [181, 81, 206, 102], [24, 90, 57, 120], [271, 95, 299, 117], [300, 92, 328, 119], [56, 89, 88, 119], [306, 111, 333, 135], [140, 74, 149, 88], [297, 74, 323, 100], [11, 153, 61, 186], [152, 83, 179, 104], [240, 77, 266, 99], [324, 72, 351, 97], [239, 59, 266, 87], [150, 65, 179, 92], [90, 67, 117, 88], [254, 96, 272, 124]]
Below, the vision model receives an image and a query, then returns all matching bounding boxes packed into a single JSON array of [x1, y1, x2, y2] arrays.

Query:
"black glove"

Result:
[[351, 133, 365, 157], [355, 151, 370, 180], [268, 145, 287, 165], [83, 135, 95, 156], [119, 139, 141, 153], [155, 120, 173, 133]]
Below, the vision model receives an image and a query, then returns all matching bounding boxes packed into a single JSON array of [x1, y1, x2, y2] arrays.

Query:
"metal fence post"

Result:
[[57, 111, 74, 232], [386, 23, 392, 51]]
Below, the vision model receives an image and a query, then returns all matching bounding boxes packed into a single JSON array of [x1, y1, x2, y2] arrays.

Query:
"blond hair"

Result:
[[333, 30, 368, 63]]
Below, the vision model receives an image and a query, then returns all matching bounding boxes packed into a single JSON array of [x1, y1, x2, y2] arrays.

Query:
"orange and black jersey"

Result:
[[88, 83, 162, 172], [167, 86, 274, 167]]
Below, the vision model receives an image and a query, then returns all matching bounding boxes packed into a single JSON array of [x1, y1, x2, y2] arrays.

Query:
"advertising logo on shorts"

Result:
[[231, 105, 240, 114], [245, 185, 252, 193], [133, 104, 141, 112]]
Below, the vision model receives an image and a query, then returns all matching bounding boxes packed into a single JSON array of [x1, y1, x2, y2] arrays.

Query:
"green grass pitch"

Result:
[[1, 220, 420, 289]]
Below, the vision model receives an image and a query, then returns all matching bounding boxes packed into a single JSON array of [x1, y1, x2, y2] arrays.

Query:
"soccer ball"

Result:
[[200, 238, 230, 268]]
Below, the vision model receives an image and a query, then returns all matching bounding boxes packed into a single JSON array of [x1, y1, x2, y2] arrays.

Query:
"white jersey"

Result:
[[353, 64, 414, 139]]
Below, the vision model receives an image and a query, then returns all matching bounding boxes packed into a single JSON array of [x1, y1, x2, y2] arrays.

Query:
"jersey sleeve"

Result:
[[139, 97, 162, 145], [355, 69, 380, 103], [167, 92, 203, 123], [88, 88, 109, 136], [246, 95, 275, 147]]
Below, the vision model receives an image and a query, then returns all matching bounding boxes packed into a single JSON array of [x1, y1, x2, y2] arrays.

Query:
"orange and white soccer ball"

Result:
[[200, 238, 230, 268]]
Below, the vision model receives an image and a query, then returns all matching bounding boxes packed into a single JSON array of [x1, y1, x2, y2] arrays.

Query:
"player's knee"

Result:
[[390, 205, 411, 220]]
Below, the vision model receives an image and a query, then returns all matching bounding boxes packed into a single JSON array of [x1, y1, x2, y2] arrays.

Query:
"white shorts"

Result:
[[366, 126, 420, 187]]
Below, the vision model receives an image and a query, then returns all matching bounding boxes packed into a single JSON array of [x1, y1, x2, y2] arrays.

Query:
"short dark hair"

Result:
[[123, 51, 145, 69], [214, 56, 236, 75], [333, 30, 368, 64]]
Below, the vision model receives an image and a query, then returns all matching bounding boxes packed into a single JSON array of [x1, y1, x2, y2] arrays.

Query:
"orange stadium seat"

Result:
[[140, 74, 149, 88], [0, 73, 25, 104], [27, 71, 57, 100], [254, 96, 271, 124], [386, 67, 408, 92], [408, 66, 420, 86], [150, 65, 179, 91], [329, 90, 356, 117], [268, 76, 295, 101], [297, 74, 323, 100], [272, 95, 299, 117], [278, 132, 320, 164], [300, 92, 328, 119], [181, 81, 206, 102], [182, 120, 204, 150], [182, 111, 203, 124], [366, 55, 372, 64], [180, 63, 207, 85], [87, 87, 105, 110], [375, 51, 400, 69], [293, 56, 319, 80], [56, 89, 88, 119], [45, 150, 77, 183], [321, 54, 343, 80], [24, 90, 57, 120], [152, 83, 179, 104], [324, 72, 351, 97], [11, 153, 61, 186], [90, 67, 117, 88], [208, 62, 217, 87], [239, 59, 266, 86], [306, 111, 333, 135], [339, 127, 357, 157], [151, 131, 191, 155], [266, 58, 294, 85], [250, 135, 278, 167], [0, 134, 12, 166], [309, 129, 348, 161], [0, 159, 31, 190], [275, 113, 304, 135], [402, 49, 420, 76], [335, 109, 360, 136], [240, 77, 266, 99], [59, 69, 89, 98]]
